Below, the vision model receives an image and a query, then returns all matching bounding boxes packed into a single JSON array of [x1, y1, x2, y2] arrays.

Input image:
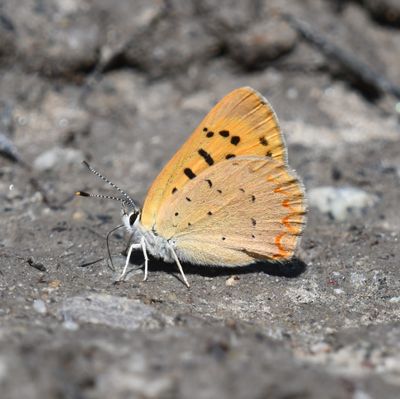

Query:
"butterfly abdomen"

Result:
[[134, 222, 176, 263]]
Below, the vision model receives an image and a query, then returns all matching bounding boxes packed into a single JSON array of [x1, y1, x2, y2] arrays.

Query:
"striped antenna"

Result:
[[75, 191, 128, 206], [80, 161, 138, 210]]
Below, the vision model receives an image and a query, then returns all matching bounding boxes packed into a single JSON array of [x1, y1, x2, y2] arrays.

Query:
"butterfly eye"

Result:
[[129, 212, 138, 226]]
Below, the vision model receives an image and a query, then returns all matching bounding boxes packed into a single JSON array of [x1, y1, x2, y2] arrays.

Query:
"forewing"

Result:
[[155, 157, 306, 266], [141, 87, 287, 229]]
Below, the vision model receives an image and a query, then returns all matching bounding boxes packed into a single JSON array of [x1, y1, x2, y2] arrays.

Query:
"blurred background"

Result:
[[1, 1, 400, 398]]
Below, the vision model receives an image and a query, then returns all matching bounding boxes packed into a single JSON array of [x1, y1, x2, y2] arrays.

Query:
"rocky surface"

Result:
[[0, 1, 400, 398]]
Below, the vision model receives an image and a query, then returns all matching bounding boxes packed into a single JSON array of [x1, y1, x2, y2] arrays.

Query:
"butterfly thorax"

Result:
[[122, 211, 175, 263]]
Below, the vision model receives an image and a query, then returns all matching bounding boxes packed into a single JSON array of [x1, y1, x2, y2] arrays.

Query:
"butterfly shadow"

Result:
[[127, 251, 307, 283]]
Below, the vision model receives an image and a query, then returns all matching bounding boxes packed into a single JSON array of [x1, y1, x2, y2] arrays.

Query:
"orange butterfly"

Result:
[[77, 87, 307, 287]]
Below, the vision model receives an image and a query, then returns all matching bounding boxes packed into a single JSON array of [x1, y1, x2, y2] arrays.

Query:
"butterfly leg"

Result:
[[140, 236, 149, 281], [168, 244, 190, 288], [119, 243, 141, 281]]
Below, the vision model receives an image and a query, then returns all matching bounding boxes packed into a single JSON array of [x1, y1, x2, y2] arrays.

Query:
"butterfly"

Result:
[[76, 87, 306, 287]]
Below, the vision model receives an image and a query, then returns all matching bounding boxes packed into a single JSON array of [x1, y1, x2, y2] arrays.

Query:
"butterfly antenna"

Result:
[[80, 161, 137, 210], [75, 191, 129, 206]]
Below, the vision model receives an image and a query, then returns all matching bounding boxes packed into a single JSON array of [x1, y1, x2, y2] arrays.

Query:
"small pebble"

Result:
[[62, 319, 79, 331], [48, 280, 61, 289], [27, 257, 46, 272], [226, 275, 240, 286], [33, 299, 47, 315], [310, 342, 332, 354], [333, 288, 345, 295], [33, 147, 84, 172]]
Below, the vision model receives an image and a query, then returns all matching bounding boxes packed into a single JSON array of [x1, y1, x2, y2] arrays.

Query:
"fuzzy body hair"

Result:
[[122, 212, 176, 263]]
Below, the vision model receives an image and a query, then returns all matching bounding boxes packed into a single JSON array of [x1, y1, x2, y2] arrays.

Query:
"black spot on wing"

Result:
[[230, 136, 240, 145], [219, 130, 230, 137], [225, 154, 235, 159], [198, 148, 214, 166], [205, 179, 212, 188], [206, 131, 214, 138], [186, 197, 191, 202], [259, 136, 268, 146], [251, 195, 256, 202], [184, 168, 196, 179], [251, 218, 256, 226], [172, 187, 178, 194], [208, 211, 213, 216]]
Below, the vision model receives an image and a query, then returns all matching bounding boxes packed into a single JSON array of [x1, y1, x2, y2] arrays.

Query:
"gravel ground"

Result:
[[1, 1, 400, 398]]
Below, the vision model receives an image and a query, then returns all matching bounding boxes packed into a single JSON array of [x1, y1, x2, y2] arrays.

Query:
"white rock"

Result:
[[33, 299, 47, 314], [333, 288, 345, 295], [59, 294, 168, 331], [225, 275, 240, 287], [33, 147, 84, 172], [308, 186, 378, 221], [62, 319, 79, 331]]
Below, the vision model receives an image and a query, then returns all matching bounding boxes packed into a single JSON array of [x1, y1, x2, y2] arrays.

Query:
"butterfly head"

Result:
[[121, 205, 141, 231]]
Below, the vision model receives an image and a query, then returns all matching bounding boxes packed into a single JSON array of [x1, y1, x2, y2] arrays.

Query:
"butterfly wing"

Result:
[[155, 156, 306, 266], [141, 87, 287, 230]]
